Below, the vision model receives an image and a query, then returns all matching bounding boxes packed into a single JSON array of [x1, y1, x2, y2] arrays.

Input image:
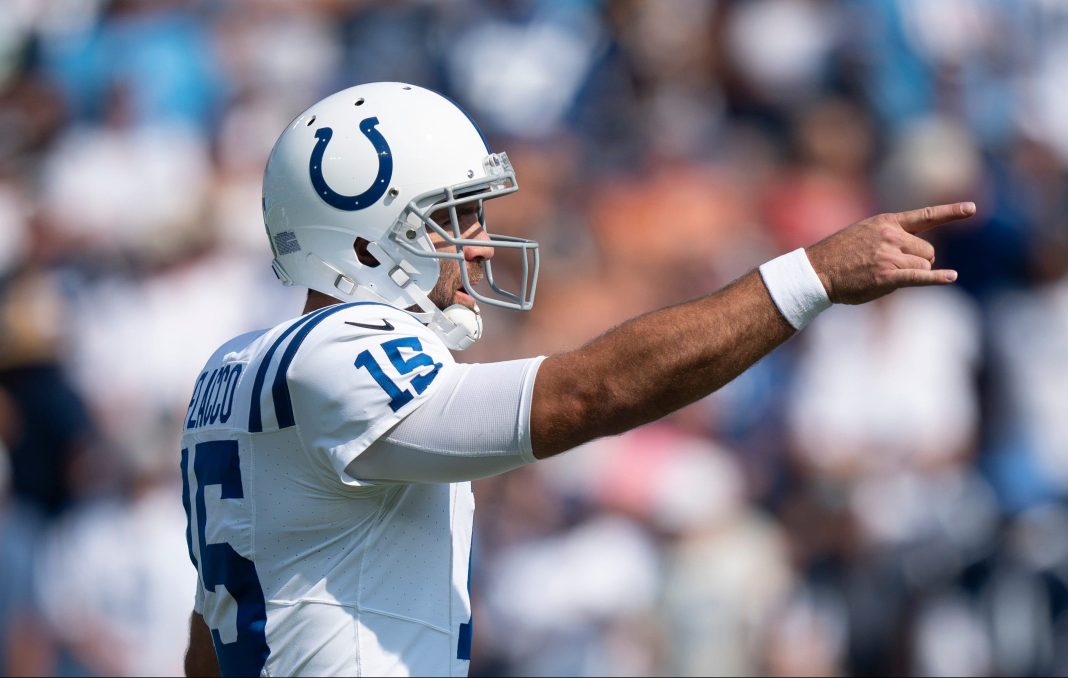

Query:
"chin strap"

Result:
[[361, 241, 484, 351], [406, 302, 482, 351], [297, 244, 485, 351]]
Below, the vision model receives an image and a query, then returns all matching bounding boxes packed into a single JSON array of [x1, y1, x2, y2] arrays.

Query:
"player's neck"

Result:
[[303, 290, 342, 315]]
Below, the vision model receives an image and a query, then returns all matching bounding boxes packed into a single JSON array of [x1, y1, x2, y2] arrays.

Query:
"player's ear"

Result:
[[353, 237, 381, 267]]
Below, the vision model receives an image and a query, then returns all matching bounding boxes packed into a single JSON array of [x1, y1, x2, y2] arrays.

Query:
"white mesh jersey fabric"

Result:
[[180, 302, 494, 677], [347, 356, 544, 484]]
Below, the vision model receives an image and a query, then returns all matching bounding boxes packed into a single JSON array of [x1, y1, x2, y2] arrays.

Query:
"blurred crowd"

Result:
[[1, 0, 1067, 676]]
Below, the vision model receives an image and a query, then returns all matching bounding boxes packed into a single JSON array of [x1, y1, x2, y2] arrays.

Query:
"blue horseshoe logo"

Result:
[[309, 117, 393, 211]]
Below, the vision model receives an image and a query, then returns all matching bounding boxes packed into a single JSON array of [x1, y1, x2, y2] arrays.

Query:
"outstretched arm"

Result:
[[530, 202, 974, 458]]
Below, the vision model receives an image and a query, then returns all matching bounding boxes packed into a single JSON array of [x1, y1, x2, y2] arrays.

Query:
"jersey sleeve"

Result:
[[346, 356, 545, 484], [286, 303, 456, 485]]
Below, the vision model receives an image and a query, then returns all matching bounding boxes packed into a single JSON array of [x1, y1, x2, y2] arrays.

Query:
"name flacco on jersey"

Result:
[[185, 363, 244, 430]]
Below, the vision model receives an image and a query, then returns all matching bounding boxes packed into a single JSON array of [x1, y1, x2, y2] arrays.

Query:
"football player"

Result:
[[181, 82, 973, 677]]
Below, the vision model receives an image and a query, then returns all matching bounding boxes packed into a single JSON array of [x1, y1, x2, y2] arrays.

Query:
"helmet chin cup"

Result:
[[438, 303, 482, 351]]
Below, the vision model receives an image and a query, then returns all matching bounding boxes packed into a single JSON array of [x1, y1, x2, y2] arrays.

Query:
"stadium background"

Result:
[[0, 0, 1067, 675]]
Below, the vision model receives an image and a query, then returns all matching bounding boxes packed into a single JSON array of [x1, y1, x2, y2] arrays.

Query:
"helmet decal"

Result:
[[309, 117, 393, 211], [265, 83, 539, 350]]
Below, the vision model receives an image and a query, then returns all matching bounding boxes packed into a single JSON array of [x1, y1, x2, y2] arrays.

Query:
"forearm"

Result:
[[531, 270, 793, 457]]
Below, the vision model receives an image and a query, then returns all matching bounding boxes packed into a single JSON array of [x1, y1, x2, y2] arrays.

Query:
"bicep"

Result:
[[185, 612, 219, 678], [345, 357, 544, 483]]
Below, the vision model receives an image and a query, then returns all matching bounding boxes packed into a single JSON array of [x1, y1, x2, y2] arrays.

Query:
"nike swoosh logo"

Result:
[[344, 319, 395, 331]]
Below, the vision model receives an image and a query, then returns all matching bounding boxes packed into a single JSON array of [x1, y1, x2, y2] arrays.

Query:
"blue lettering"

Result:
[[186, 364, 246, 430], [198, 368, 220, 428], [186, 372, 208, 430], [220, 364, 242, 424], [208, 365, 229, 425]]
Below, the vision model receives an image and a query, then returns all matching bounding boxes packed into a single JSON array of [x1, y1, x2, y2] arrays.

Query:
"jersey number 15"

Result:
[[354, 337, 442, 411]]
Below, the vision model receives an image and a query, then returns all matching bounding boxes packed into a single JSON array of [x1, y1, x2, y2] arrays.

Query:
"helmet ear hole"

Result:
[[353, 238, 381, 268]]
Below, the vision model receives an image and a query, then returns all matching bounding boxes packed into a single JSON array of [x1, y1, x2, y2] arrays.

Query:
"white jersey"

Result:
[[180, 302, 474, 677]]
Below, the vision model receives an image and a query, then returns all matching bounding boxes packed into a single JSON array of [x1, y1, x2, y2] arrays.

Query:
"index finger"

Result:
[[896, 202, 976, 234]]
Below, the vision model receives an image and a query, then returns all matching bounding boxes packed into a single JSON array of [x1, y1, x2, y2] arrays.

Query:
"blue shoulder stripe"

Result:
[[248, 305, 336, 433], [270, 302, 365, 430], [250, 301, 416, 432]]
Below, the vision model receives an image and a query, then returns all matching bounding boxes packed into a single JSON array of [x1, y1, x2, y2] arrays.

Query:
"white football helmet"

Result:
[[262, 82, 539, 350]]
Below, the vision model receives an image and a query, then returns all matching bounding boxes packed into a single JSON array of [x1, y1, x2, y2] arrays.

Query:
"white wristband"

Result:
[[758, 248, 832, 330]]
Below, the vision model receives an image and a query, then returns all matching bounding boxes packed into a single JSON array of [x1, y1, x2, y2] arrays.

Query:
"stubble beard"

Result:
[[427, 277, 454, 310], [428, 260, 480, 310]]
